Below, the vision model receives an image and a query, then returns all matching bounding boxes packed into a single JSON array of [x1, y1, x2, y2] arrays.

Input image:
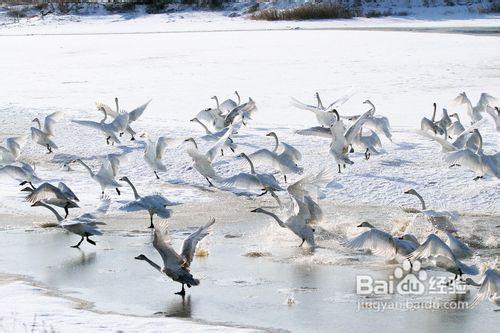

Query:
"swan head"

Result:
[[31, 201, 44, 207], [20, 187, 33, 192], [404, 188, 418, 196], [357, 221, 375, 229], [398, 234, 420, 245], [134, 254, 147, 261], [250, 208, 265, 213], [495, 106, 499, 115], [265, 132, 277, 138], [189, 118, 197, 122], [119, 176, 129, 182]]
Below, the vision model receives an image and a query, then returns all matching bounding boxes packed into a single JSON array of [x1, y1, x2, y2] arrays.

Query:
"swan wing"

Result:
[[206, 125, 233, 162], [58, 182, 79, 201], [96, 102, 118, 117], [324, 91, 354, 111], [247, 149, 281, 169], [345, 109, 375, 144], [445, 233, 473, 259], [471, 269, 500, 307], [25, 183, 64, 204], [110, 112, 129, 132], [6, 135, 27, 153], [156, 136, 177, 160], [290, 97, 321, 112], [96, 159, 115, 179], [180, 217, 215, 267], [44, 112, 63, 136], [78, 197, 111, 221], [416, 130, 456, 151], [346, 229, 397, 257], [0, 165, 30, 181], [279, 143, 302, 162], [71, 119, 103, 131], [287, 167, 333, 200], [221, 173, 262, 190], [153, 220, 185, 268], [295, 126, 332, 138], [478, 93, 497, 106], [407, 234, 456, 262], [445, 149, 482, 172], [119, 200, 146, 212], [128, 99, 151, 122]]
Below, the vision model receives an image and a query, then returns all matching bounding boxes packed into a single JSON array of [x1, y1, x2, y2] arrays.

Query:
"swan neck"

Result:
[[259, 210, 285, 227], [235, 91, 241, 105], [414, 191, 426, 210], [213, 96, 220, 110], [316, 93, 324, 109], [270, 133, 279, 152], [476, 131, 483, 154], [194, 118, 211, 135], [142, 255, 162, 272], [77, 160, 94, 177], [36, 202, 64, 222], [115, 98, 119, 113], [241, 153, 255, 174], [124, 178, 140, 200], [432, 104, 437, 122]]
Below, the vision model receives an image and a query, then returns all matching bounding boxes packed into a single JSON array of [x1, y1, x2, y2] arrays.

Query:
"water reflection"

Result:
[[156, 295, 192, 318], [62, 250, 97, 269]]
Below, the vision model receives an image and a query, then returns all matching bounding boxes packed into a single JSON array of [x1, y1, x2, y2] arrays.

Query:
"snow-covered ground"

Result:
[[0, 12, 499, 332]]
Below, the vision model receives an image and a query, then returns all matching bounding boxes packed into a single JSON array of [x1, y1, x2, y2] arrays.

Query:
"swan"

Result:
[[360, 100, 392, 141], [351, 127, 382, 160], [190, 117, 237, 155], [454, 92, 497, 124], [135, 218, 215, 296], [22, 182, 79, 218], [31, 111, 63, 153], [346, 222, 419, 258], [72, 109, 129, 145], [407, 234, 479, 279], [448, 113, 466, 138], [486, 106, 499, 132], [420, 103, 444, 135], [0, 135, 27, 164], [285, 168, 333, 225], [444, 232, 473, 260], [0, 162, 40, 187], [435, 108, 452, 134], [221, 153, 283, 201], [291, 92, 343, 127], [213, 92, 240, 114], [247, 132, 303, 182], [184, 126, 233, 186], [295, 126, 332, 138], [466, 269, 500, 309], [119, 176, 176, 228], [223, 98, 257, 127], [96, 97, 151, 140], [416, 120, 484, 153], [31, 198, 110, 248], [445, 129, 500, 180], [144, 136, 176, 179], [250, 207, 316, 248], [74, 158, 122, 195], [329, 108, 374, 173], [404, 189, 458, 233], [195, 107, 226, 131]]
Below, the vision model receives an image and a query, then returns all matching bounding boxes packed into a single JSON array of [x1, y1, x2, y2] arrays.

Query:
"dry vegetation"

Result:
[[250, 3, 358, 21]]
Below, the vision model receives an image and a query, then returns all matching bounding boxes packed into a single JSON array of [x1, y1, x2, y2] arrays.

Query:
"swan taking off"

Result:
[[486, 106, 500, 132], [22, 182, 79, 218], [223, 97, 257, 127], [72, 109, 129, 145], [352, 127, 382, 160], [291, 91, 350, 127], [251, 206, 316, 248], [453, 92, 497, 124], [407, 234, 478, 279], [420, 103, 444, 136], [247, 132, 303, 182], [31, 111, 63, 154], [96, 97, 151, 140], [0, 162, 40, 187], [135, 218, 215, 296], [119, 176, 177, 228], [190, 117, 237, 155], [465, 269, 500, 310], [31, 197, 110, 248], [0, 135, 28, 165], [404, 189, 459, 234], [74, 158, 122, 195], [144, 136, 177, 179]]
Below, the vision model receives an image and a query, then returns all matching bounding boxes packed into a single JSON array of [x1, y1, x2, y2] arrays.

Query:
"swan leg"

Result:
[[343, 164, 346, 169], [449, 164, 461, 168], [71, 237, 84, 248], [299, 239, 305, 247], [230, 147, 235, 153], [473, 176, 484, 181], [86, 236, 96, 246], [106, 136, 111, 145], [338, 164, 341, 173], [257, 189, 268, 197], [116, 187, 121, 195], [149, 214, 154, 229], [365, 148, 370, 160], [46, 144, 52, 154], [349, 145, 354, 153], [284, 174, 287, 183], [154, 171, 160, 180], [130, 135, 135, 141], [175, 284, 186, 296], [119, 132, 123, 137], [220, 149, 224, 156], [205, 177, 214, 187], [64, 203, 69, 218]]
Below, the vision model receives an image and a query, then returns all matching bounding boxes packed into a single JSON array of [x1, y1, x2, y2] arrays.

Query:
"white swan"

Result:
[[195, 107, 226, 131], [361, 100, 392, 141], [74, 158, 122, 195], [0, 162, 40, 186], [421, 103, 444, 135], [135, 218, 215, 296], [445, 129, 500, 180], [31, 111, 63, 153], [486, 106, 499, 132], [329, 108, 374, 173], [466, 269, 500, 309], [435, 108, 452, 134], [190, 117, 237, 154], [416, 120, 484, 153], [448, 113, 466, 138], [119, 176, 176, 228], [72, 109, 129, 145], [96, 97, 151, 140], [346, 222, 419, 258], [247, 132, 303, 182], [144, 136, 176, 179], [454, 92, 497, 124], [22, 182, 79, 218], [352, 127, 382, 160], [407, 234, 478, 279], [184, 126, 233, 186], [0, 135, 27, 164], [291, 92, 344, 127], [295, 126, 332, 138], [404, 189, 458, 233], [32, 198, 110, 248], [213, 92, 240, 113], [250, 207, 316, 248], [285, 168, 333, 225], [444, 232, 473, 260], [224, 98, 257, 127]]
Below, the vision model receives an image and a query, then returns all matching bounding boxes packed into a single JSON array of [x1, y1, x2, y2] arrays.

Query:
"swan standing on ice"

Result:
[[407, 234, 478, 279], [329, 108, 374, 173], [96, 97, 151, 140], [0, 162, 40, 187], [447, 113, 466, 138], [486, 106, 499, 132], [31, 112, 63, 154], [247, 132, 303, 182], [251, 207, 316, 248], [22, 182, 79, 218], [72, 109, 129, 145], [346, 222, 419, 258], [135, 218, 215, 296], [445, 129, 500, 180], [416, 120, 483, 153], [144, 136, 176, 179], [420, 103, 444, 135], [352, 127, 382, 160], [0, 135, 27, 164], [359, 100, 392, 142], [184, 126, 233, 186], [465, 269, 500, 310], [74, 158, 122, 195], [32, 198, 110, 248], [119, 176, 176, 228], [404, 189, 458, 233]]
